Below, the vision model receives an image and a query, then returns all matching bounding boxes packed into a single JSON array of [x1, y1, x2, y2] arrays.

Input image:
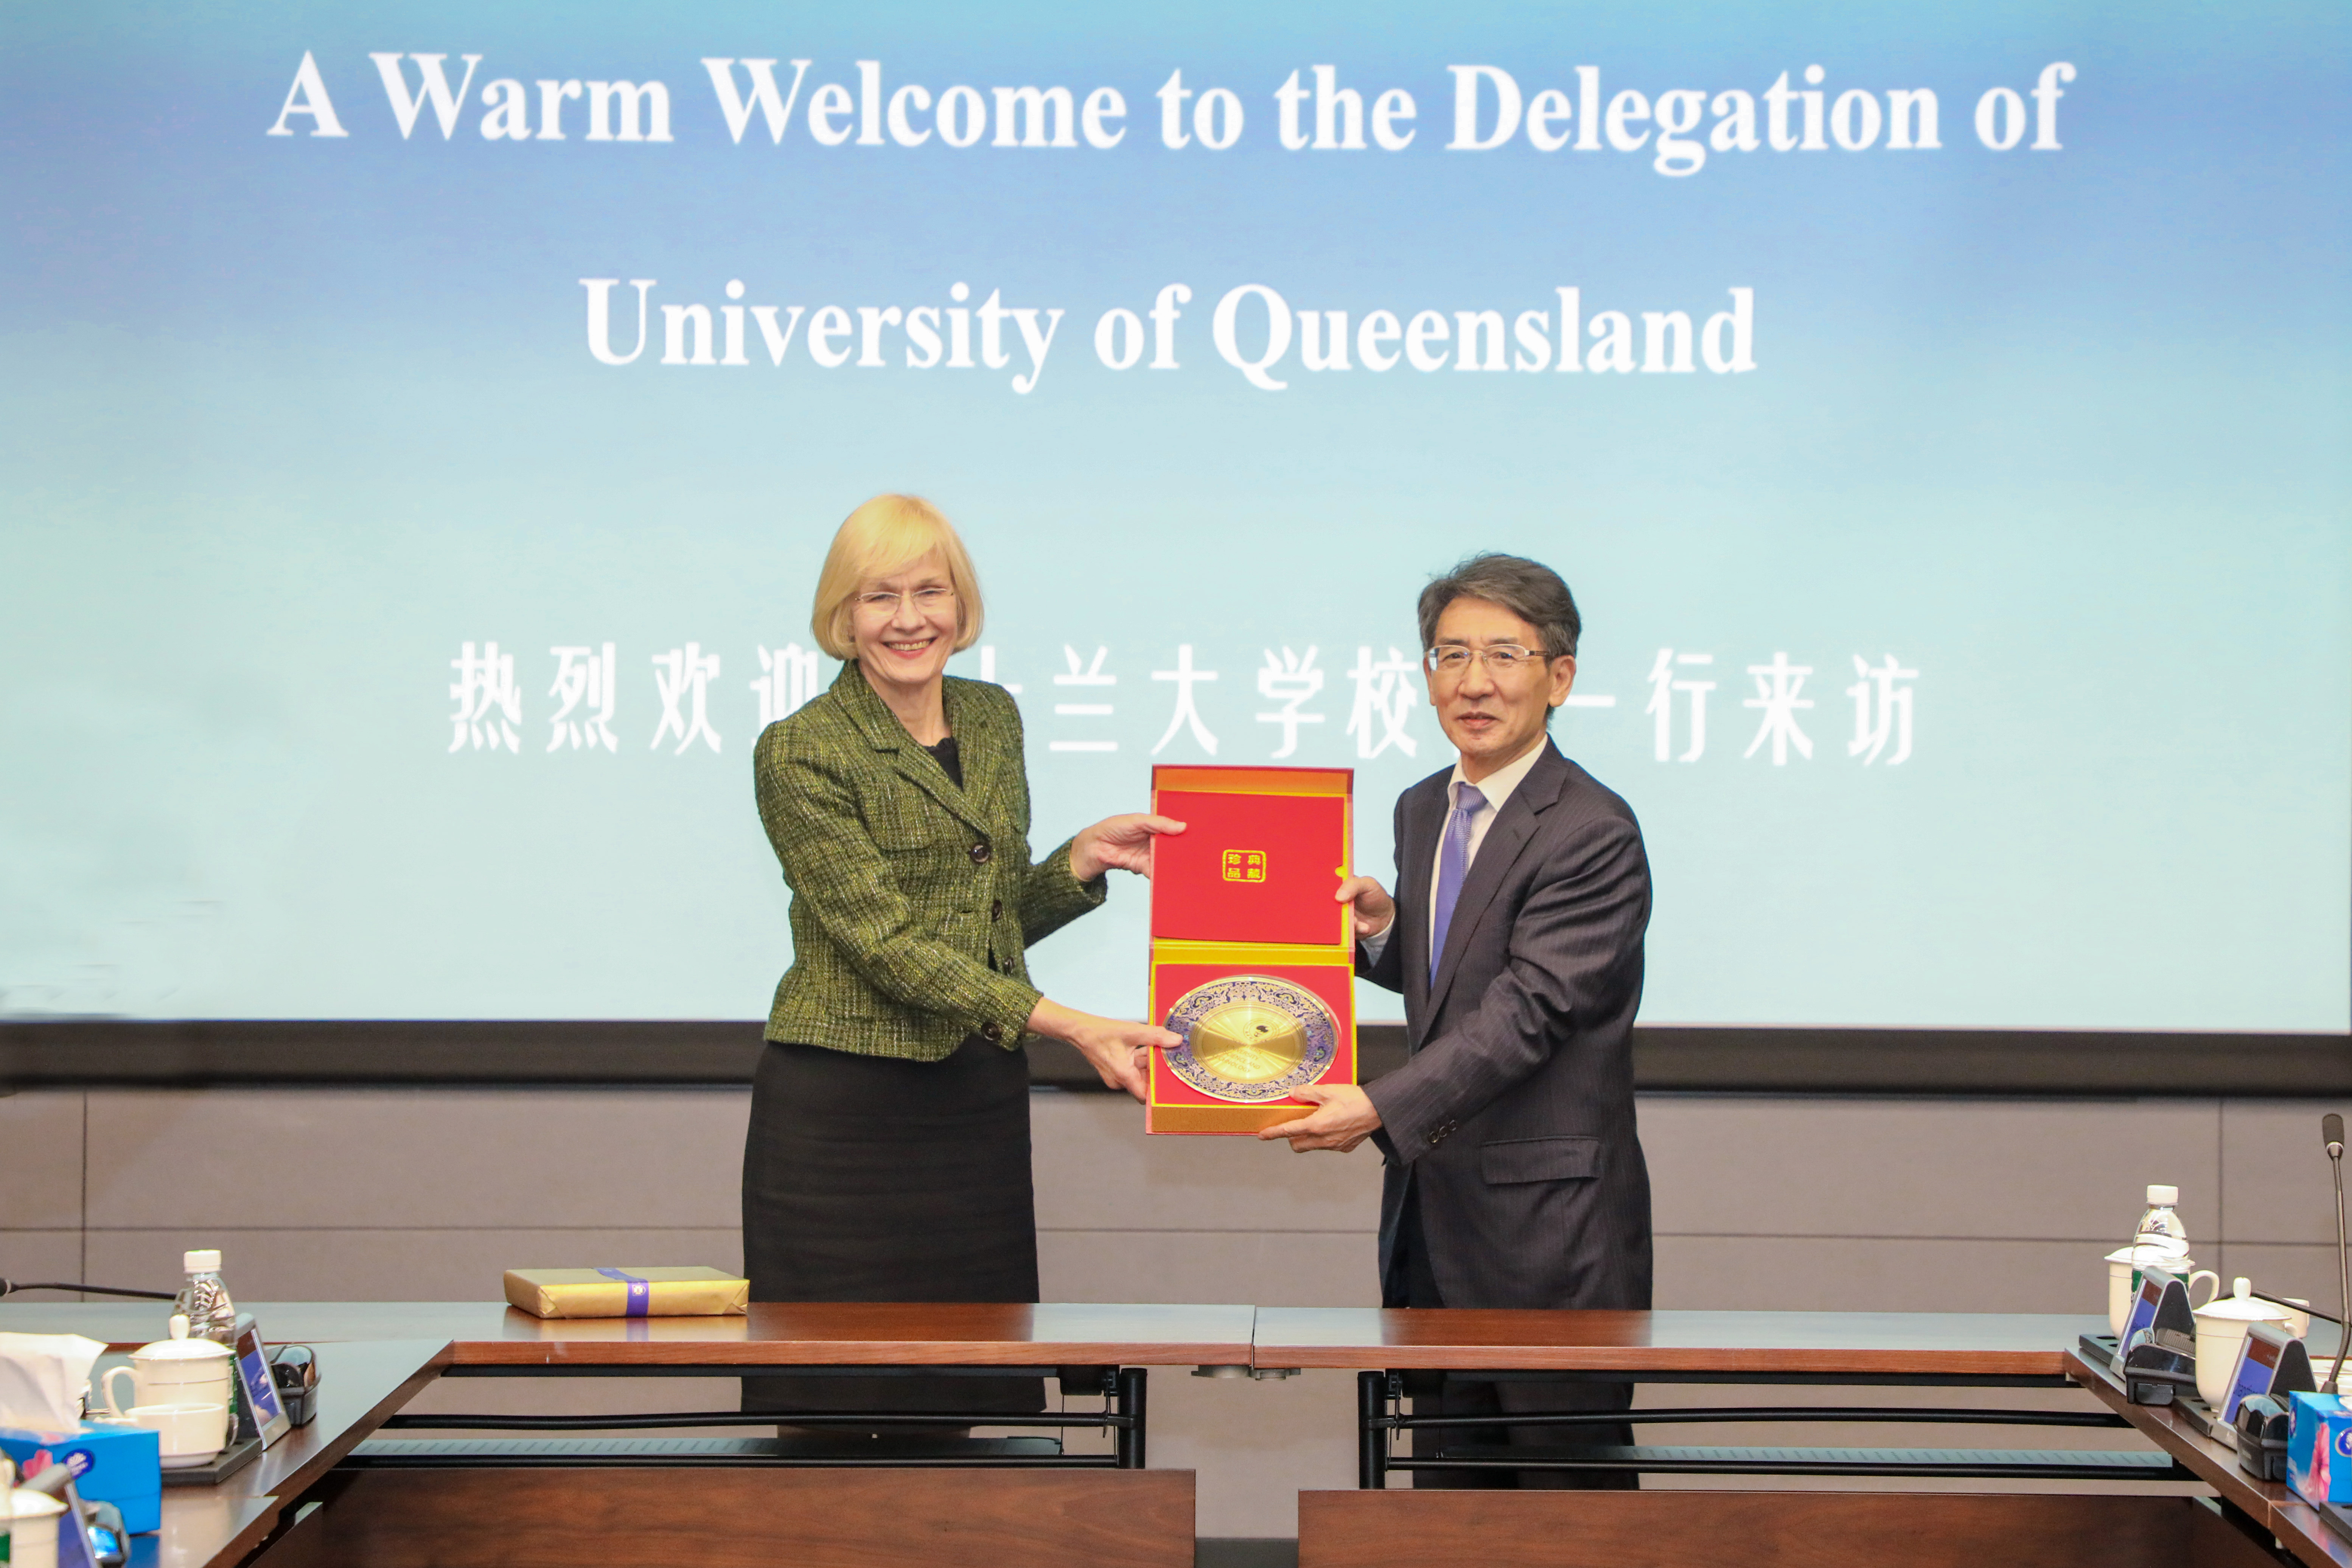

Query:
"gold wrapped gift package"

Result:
[[503, 1266, 750, 1319]]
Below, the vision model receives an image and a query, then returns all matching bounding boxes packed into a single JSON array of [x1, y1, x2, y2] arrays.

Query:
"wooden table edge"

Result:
[[2063, 1350, 2253, 1495], [445, 1340, 1257, 1368], [1246, 1345, 2078, 1374], [208, 1338, 454, 1564], [2274, 1499, 2352, 1568], [2063, 1348, 2352, 1568]]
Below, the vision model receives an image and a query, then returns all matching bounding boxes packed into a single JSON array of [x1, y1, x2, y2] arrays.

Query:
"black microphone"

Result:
[[0, 1279, 176, 1302], [2327, 1116, 2350, 1394]]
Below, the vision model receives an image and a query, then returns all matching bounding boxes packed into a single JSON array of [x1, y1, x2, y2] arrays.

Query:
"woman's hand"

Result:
[[1070, 813, 1186, 882], [1026, 999, 1182, 1101], [1335, 875, 1396, 940]]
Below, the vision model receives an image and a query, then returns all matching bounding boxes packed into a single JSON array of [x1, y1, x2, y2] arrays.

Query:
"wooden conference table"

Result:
[[0, 1301, 2312, 1568]]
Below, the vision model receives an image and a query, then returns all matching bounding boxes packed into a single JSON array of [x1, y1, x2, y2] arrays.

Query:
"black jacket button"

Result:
[[981, 1023, 1003, 1042], [969, 842, 992, 864], [990, 899, 1003, 920]]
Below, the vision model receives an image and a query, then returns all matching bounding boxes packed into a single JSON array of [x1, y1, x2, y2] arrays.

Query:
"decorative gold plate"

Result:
[[1163, 975, 1340, 1103]]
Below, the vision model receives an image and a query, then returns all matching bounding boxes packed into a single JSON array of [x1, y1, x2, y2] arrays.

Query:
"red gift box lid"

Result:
[[1150, 767, 1351, 950]]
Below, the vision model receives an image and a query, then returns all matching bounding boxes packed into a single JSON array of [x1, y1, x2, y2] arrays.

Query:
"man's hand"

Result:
[[1257, 1082, 1382, 1153], [1335, 875, 1396, 940], [1071, 814, 1186, 881]]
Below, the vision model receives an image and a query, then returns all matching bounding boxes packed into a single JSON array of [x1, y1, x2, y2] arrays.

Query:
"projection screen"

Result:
[[2, 3, 2345, 1040]]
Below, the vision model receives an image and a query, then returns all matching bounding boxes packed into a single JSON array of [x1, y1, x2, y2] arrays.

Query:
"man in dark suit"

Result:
[[1260, 552, 1653, 1489]]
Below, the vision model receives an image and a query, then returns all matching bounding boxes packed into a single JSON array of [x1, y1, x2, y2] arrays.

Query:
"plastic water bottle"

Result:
[[172, 1249, 237, 1346], [2134, 1185, 2189, 1252]]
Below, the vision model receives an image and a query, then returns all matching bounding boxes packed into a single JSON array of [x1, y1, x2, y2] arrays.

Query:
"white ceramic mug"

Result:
[[2106, 1257, 2134, 1333], [128, 1401, 231, 1468], [2106, 1251, 2220, 1332], [8, 1486, 67, 1568], [101, 1358, 232, 1420]]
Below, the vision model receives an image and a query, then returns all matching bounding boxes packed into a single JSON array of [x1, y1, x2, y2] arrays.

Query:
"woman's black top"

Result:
[[923, 735, 962, 789]]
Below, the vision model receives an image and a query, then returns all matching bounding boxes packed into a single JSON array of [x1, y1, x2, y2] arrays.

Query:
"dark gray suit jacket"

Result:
[[1360, 740, 1654, 1311]]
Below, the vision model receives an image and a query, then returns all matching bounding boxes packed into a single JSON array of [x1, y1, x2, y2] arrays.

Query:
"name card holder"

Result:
[[2232, 1322, 2318, 1479], [2114, 1267, 2198, 1405], [230, 1314, 290, 1448]]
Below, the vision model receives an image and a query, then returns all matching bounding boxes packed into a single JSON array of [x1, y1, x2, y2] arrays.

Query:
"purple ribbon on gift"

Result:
[[595, 1268, 651, 1317]]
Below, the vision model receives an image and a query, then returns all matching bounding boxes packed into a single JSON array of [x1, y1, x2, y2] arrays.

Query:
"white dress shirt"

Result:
[[1360, 737, 1548, 966]]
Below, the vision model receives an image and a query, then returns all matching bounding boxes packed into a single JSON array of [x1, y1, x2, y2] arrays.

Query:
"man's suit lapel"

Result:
[[1396, 775, 1448, 1049], [1424, 742, 1570, 1023]]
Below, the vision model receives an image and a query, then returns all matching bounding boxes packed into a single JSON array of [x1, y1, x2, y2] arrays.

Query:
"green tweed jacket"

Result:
[[753, 660, 1107, 1060]]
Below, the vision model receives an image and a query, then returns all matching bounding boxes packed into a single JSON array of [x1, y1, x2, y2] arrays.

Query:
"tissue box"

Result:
[[2287, 1391, 2352, 1503], [0, 1423, 163, 1534], [503, 1267, 749, 1319]]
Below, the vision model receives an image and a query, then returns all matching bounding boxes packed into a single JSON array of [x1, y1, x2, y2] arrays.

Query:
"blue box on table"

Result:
[[0, 1422, 163, 1534], [2287, 1391, 2352, 1505]]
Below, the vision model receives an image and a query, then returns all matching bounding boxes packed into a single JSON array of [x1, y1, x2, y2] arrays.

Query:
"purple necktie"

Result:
[[1429, 783, 1487, 984]]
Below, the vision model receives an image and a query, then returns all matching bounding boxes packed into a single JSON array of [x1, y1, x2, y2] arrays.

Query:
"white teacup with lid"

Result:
[[2192, 1277, 2298, 1406], [98, 1314, 233, 1446], [8, 1486, 67, 1568]]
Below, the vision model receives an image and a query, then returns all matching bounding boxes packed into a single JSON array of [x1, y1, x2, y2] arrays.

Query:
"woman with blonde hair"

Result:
[[743, 493, 1180, 1436]]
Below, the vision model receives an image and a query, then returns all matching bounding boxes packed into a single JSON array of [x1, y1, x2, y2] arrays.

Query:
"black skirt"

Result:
[[740, 1035, 1043, 1416]]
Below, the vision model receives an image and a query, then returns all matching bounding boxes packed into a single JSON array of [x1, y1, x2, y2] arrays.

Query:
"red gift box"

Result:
[[1147, 766, 1355, 1135]]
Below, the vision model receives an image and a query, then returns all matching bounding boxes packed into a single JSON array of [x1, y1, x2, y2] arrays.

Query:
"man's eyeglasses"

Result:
[[855, 585, 956, 616], [1425, 644, 1545, 676]]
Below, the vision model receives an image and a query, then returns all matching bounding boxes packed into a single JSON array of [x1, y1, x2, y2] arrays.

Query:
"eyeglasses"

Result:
[[1425, 644, 1546, 677], [855, 585, 956, 616]]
